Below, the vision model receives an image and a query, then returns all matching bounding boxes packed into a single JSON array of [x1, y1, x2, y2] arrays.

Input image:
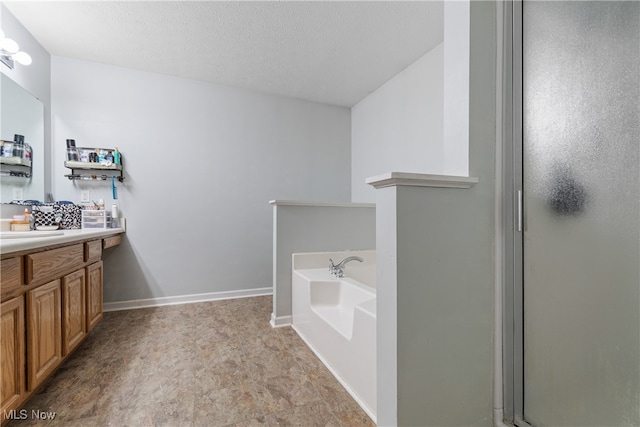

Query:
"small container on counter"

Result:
[[10, 214, 30, 231], [81, 209, 111, 229]]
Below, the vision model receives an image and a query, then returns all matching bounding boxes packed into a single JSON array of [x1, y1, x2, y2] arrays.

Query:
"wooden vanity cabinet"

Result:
[[1, 234, 119, 425], [0, 296, 26, 419]]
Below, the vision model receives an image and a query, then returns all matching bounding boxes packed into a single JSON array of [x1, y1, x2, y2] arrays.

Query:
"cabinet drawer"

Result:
[[103, 235, 121, 250], [84, 240, 102, 264], [1, 257, 23, 299], [26, 244, 84, 285]]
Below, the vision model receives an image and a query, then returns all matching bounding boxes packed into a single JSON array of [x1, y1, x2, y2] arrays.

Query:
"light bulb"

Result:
[[0, 38, 19, 54], [13, 51, 32, 66]]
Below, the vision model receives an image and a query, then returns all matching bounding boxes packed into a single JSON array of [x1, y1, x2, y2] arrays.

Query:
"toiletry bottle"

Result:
[[23, 208, 32, 230], [113, 147, 121, 165], [111, 204, 118, 228], [13, 135, 24, 158], [98, 199, 105, 210], [66, 139, 79, 161], [2, 141, 13, 157]]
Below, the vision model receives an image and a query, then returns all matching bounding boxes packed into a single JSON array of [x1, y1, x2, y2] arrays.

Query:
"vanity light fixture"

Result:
[[0, 28, 32, 69]]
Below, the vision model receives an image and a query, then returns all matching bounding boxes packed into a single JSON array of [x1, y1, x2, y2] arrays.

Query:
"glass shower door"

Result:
[[522, 1, 640, 426]]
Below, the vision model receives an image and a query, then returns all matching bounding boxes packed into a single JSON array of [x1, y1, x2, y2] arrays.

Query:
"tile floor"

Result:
[[8, 296, 375, 427]]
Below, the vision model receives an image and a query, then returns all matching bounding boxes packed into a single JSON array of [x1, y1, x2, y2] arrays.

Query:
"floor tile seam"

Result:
[[283, 333, 349, 426], [245, 377, 327, 422], [239, 315, 328, 419], [301, 371, 346, 425], [242, 348, 322, 420], [192, 382, 264, 427], [263, 400, 341, 426], [248, 368, 328, 416]]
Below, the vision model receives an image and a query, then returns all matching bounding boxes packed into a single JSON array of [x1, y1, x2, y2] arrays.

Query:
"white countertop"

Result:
[[0, 228, 125, 255]]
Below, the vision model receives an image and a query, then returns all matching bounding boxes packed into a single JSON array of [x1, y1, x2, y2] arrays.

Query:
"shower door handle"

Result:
[[517, 190, 523, 232]]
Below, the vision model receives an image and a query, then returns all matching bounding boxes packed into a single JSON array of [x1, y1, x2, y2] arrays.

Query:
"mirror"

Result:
[[0, 74, 45, 203]]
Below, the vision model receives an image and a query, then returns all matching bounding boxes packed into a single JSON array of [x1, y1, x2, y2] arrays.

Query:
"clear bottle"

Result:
[[80, 149, 89, 162], [66, 139, 79, 161], [12, 135, 25, 159]]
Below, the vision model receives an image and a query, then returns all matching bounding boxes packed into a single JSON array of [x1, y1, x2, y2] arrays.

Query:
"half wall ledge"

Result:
[[365, 172, 479, 189], [269, 200, 375, 208]]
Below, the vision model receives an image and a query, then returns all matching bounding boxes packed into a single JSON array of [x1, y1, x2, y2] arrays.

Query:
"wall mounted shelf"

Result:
[[63, 147, 124, 182], [0, 156, 33, 178]]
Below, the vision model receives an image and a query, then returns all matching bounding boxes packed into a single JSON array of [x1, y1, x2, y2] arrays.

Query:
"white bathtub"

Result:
[[292, 250, 376, 422]]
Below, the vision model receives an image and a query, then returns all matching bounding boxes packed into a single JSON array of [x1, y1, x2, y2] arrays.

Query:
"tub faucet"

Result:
[[329, 256, 364, 278]]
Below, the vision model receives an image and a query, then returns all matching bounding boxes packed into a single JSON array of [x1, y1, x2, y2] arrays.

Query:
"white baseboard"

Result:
[[103, 287, 272, 312], [270, 313, 292, 328]]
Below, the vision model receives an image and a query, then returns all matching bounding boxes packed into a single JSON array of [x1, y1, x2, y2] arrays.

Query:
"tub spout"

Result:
[[329, 256, 364, 278]]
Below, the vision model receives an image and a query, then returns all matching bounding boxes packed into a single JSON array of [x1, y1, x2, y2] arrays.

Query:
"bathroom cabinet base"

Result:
[[0, 233, 119, 426]]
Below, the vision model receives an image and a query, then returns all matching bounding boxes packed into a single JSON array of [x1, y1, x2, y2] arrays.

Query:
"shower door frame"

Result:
[[500, 2, 640, 425], [501, 0, 528, 425]]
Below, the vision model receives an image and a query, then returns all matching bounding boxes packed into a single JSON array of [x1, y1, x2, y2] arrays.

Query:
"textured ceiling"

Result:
[[4, 1, 444, 107]]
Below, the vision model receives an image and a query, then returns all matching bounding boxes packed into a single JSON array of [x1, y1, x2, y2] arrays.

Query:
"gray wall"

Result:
[[0, 5, 51, 198], [50, 57, 352, 303], [272, 203, 375, 323], [351, 44, 444, 203], [375, 2, 497, 425]]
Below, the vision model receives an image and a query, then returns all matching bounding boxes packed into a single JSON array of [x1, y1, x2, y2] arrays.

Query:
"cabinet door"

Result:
[[27, 280, 62, 391], [62, 269, 86, 356], [86, 261, 103, 332], [1, 296, 26, 419]]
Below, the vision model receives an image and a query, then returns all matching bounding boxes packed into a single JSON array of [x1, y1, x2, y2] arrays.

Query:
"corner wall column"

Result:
[[367, 172, 495, 426]]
